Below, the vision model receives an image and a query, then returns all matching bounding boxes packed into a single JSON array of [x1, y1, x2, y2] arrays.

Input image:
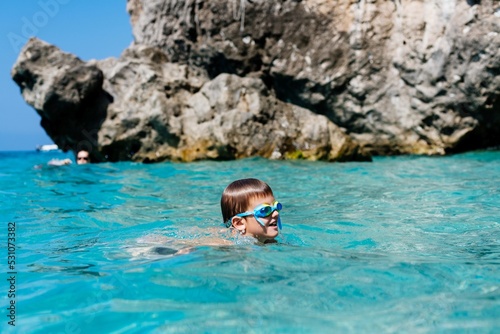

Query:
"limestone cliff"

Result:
[[11, 0, 500, 162]]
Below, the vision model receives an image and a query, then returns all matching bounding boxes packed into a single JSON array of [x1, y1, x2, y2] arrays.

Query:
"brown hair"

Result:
[[220, 178, 274, 227]]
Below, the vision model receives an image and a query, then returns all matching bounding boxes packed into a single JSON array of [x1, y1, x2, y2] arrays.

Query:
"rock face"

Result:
[[11, 42, 111, 159], [11, 0, 500, 162]]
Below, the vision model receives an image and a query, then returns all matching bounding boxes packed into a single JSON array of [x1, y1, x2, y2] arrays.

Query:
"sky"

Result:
[[0, 0, 133, 151]]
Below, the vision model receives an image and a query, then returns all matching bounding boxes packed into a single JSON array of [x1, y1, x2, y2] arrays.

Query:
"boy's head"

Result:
[[221, 178, 281, 243], [221, 178, 274, 225]]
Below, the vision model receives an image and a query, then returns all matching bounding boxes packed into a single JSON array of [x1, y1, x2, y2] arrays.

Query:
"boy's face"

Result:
[[242, 194, 280, 243]]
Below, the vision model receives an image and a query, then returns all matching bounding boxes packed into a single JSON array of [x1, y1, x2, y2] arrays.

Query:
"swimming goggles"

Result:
[[234, 201, 283, 229]]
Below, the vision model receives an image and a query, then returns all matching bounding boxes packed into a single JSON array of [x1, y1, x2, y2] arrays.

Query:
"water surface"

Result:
[[1, 150, 499, 333]]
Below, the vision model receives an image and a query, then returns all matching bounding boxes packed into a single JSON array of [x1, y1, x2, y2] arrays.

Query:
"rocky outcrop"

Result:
[[11, 41, 111, 160], [13, 39, 365, 162], [11, 0, 500, 162]]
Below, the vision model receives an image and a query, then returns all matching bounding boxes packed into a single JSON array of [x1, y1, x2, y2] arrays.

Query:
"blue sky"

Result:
[[0, 0, 132, 151]]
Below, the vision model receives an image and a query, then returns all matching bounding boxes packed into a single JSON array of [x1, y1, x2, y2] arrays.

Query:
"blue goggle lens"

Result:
[[255, 201, 282, 218]]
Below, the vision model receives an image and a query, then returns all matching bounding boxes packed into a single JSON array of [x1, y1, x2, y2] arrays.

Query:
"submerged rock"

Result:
[[11, 0, 500, 162]]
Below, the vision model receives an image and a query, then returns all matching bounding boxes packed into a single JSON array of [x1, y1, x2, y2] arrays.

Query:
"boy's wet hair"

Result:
[[221, 178, 274, 227]]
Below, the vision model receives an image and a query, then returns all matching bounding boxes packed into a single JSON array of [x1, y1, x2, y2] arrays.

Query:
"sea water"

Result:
[[0, 150, 499, 333]]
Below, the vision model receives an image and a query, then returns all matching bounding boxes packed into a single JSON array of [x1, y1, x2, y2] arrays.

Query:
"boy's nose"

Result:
[[271, 210, 279, 217]]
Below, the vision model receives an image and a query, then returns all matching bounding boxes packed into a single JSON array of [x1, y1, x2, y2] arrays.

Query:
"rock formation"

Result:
[[12, 0, 500, 162]]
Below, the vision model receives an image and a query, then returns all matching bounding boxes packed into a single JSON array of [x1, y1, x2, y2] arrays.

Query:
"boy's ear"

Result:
[[231, 217, 246, 232]]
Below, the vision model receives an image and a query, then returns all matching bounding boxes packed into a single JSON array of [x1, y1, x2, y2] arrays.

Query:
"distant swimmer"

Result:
[[76, 150, 90, 164], [35, 149, 92, 169]]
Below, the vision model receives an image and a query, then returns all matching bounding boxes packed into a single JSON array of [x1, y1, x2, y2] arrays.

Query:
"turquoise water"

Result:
[[1, 150, 499, 333]]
